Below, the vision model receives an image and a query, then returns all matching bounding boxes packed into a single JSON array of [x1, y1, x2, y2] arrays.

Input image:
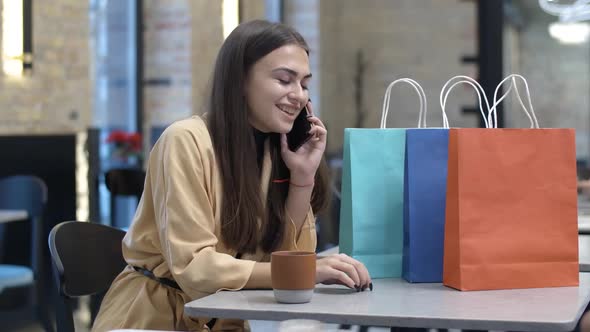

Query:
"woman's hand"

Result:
[[280, 100, 327, 184], [316, 253, 372, 291]]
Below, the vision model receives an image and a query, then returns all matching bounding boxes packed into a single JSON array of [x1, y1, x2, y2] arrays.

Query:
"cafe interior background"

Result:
[[0, 0, 587, 331]]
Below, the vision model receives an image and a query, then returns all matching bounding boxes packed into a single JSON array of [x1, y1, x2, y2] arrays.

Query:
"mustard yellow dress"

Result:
[[91, 116, 317, 331]]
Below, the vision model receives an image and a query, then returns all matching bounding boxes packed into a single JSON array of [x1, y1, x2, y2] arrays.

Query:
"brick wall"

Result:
[[0, 0, 224, 134], [0, 0, 586, 159], [190, 0, 223, 115], [142, 0, 224, 130], [283, 0, 321, 115], [0, 0, 91, 134], [143, 0, 193, 128], [318, 0, 478, 154], [240, 0, 265, 22]]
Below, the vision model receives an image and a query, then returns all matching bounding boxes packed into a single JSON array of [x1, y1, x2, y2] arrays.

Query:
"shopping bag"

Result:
[[402, 76, 485, 283], [443, 74, 579, 291], [402, 128, 449, 282], [340, 78, 424, 278]]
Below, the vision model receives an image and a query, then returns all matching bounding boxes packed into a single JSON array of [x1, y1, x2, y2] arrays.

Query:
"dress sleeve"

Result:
[[149, 122, 256, 299]]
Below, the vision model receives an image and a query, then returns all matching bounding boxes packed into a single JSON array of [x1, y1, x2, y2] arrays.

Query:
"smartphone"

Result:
[[287, 106, 313, 152]]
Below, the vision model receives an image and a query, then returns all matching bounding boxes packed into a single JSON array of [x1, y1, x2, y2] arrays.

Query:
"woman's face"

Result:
[[244, 44, 311, 133]]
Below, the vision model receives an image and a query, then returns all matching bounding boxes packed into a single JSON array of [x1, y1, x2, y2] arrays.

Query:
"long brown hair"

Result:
[[208, 20, 330, 254]]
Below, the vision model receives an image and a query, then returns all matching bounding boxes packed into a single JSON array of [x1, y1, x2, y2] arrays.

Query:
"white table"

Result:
[[186, 243, 590, 331], [580, 235, 590, 272], [579, 198, 590, 212], [321, 242, 590, 273], [185, 273, 590, 331], [580, 214, 590, 234], [0, 210, 27, 223]]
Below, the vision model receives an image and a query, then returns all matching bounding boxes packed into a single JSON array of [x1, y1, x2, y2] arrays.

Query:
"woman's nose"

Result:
[[288, 88, 308, 107]]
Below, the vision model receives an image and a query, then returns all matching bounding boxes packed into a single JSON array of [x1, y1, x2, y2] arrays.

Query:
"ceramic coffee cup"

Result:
[[271, 251, 316, 303]]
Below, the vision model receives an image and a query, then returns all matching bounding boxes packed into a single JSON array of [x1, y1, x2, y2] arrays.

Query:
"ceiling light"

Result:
[[548, 21, 590, 44]]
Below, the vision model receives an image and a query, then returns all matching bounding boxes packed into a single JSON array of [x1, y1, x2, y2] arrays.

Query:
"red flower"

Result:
[[106, 131, 143, 160], [128, 133, 142, 151], [106, 130, 129, 144]]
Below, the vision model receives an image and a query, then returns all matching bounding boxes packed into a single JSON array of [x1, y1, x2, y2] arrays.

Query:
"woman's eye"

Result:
[[278, 79, 290, 85], [302, 85, 309, 91]]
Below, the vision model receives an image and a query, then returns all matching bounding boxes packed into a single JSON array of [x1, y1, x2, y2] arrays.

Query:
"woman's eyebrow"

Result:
[[272, 67, 312, 79]]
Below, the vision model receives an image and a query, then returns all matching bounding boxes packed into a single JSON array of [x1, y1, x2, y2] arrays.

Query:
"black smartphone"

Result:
[[287, 106, 313, 152]]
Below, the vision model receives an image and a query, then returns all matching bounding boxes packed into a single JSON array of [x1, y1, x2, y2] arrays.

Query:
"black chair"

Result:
[[105, 168, 145, 228], [48, 221, 126, 332], [0, 175, 53, 331]]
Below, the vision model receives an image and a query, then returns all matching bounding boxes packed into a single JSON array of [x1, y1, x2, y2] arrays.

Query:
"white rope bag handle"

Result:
[[440, 75, 492, 128], [380, 78, 428, 129], [489, 74, 539, 129]]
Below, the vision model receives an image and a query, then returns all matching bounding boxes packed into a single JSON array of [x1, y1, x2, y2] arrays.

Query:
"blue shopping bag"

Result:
[[339, 128, 406, 278], [402, 128, 449, 283]]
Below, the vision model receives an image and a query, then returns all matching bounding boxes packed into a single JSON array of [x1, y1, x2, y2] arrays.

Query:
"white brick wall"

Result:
[[284, 0, 321, 115], [190, 0, 223, 115], [0, 0, 587, 161], [0, 0, 91, 134], [318, 0, 478, 153]]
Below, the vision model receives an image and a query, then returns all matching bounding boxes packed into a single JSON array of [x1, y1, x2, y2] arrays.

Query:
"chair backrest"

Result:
[[105, 168, 145, 198], [105, 168, 145, 228], [0, 175, 47, 218], [48, 221, 126, 332], [0, 175, 48, 277], [48, 221, 126, 297]]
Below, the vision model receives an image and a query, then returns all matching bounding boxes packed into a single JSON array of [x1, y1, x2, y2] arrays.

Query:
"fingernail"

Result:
[[369, 283, 373, 291], [361, 285, 367, 291]]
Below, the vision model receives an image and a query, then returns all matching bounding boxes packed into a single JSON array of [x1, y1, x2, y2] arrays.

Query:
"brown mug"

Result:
[[271, 251, 316, 303]]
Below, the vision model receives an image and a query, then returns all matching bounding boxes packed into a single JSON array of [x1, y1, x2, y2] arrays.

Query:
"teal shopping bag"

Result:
[[339, 128, 406, 278], [339, 78, 425, 278]]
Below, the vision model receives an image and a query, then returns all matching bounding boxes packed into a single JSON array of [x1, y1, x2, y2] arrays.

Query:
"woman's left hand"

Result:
[[280, 101, 327, 184], [316, 253, 372, 290]]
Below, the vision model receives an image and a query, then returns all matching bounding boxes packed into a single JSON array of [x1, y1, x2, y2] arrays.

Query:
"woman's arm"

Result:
[[245, 262, 271, 288], [151, 120, 256, 298], [284, 179, 314, 234], [279, 101, 327, 236]]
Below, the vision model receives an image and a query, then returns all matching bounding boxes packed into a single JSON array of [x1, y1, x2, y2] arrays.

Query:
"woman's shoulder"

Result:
[[163, 115, 209, 138], [158, 115, 212, 149]]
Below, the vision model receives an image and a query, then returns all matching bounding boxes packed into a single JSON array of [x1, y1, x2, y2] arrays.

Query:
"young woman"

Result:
[[92, 19, 371, 331]]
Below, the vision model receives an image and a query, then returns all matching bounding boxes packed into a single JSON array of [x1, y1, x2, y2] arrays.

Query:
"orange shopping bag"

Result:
[[443, 74, 579, 291]]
